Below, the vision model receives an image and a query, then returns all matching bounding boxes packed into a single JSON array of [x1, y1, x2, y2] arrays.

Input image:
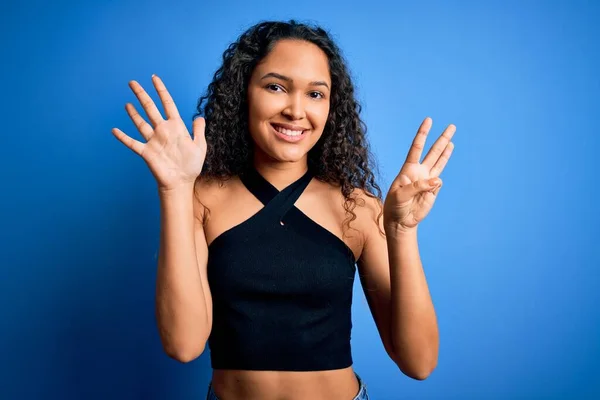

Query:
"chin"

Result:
[[268, 147, 308, 163], [252, 138, 310, 164]]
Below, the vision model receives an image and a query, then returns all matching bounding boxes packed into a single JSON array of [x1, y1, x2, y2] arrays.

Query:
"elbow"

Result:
[[169, 352, 201, 364], [391, 347, 438, 381], [157, 322, 211, 363], [162, 334, 208, 363], [402, 361, 437, 381], [165, 342, 206, 363]]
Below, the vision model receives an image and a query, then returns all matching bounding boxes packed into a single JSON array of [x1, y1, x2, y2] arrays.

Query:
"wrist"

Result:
[[158, 181, 196, 200], [384, 223, 418, 239]]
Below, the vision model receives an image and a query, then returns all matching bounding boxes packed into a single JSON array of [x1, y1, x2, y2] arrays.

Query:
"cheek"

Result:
[[249, 90, 281, 119], [247, 92, 263, 124], [247, 94, 276, 143], [308, 102, 330, 130]]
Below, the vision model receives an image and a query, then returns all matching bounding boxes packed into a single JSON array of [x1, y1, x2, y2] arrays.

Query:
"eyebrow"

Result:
[[260, 72, 330, 90]]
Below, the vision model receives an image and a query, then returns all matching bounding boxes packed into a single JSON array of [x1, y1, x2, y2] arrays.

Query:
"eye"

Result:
[[265, 83, 284, 92], [309, 91, 325, 99]]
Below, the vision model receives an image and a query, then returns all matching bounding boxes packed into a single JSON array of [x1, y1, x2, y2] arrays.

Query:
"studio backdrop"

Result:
[[1, 0, 598, 399]]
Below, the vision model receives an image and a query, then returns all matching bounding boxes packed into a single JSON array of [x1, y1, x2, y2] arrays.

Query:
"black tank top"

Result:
[[206, 167, 357, 371]]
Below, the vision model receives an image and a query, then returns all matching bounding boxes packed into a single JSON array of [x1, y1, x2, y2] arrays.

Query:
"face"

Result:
[[247, 39, 331, 165]]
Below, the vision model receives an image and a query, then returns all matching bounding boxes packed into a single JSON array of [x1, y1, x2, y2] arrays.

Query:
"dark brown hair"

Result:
[[193, 20, 383, 234]]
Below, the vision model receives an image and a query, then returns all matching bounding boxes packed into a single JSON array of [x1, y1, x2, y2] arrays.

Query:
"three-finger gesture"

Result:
[[383, 117, 455, 233]]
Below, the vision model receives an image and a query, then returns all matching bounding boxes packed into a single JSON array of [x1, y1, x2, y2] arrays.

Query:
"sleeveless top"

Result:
[[206, 167, 357, 371]]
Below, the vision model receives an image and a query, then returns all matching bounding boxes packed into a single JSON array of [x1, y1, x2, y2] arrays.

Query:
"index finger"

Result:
[[405, 117, 432, 164], [152, 75, 181, 120]]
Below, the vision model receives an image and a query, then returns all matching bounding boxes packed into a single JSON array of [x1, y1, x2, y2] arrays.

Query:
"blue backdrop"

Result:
[[1, 0, 598, 398]]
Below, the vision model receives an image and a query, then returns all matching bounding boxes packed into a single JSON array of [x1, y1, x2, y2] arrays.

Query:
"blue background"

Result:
[[1, 0, 598, 399]]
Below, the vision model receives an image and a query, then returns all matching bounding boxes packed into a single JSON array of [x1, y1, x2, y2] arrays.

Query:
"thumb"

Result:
[[406, 178, 442, 197], [192, 116, 206, 144]]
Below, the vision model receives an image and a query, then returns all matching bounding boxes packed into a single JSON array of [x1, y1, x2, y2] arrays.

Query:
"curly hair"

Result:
[[193, 20, 383, 235]]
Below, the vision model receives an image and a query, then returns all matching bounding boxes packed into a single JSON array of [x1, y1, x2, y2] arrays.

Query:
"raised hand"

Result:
[[383, 117, 455, 233], [112, 75, 206, 191]]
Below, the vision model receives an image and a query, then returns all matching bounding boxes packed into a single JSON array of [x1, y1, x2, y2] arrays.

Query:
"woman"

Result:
[[112, 20, 455, 400]]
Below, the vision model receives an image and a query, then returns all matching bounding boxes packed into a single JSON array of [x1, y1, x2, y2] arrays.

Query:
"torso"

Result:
[[195, 174, 370, 400]]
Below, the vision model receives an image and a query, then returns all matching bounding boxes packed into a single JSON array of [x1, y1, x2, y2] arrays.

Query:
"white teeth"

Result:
[[274, 125, 303, 136]]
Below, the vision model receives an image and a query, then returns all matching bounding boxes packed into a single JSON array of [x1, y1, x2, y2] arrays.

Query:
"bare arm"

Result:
[[155, 183, 212, 362], [110, 75, 211, 363], [357, 194, 438, 380], [358, 118, 454, 379], [386, 226, 438, 380]]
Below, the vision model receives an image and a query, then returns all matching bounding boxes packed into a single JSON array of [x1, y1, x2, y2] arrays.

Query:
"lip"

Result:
[[269, 122, 309, 143], [270, 122, 309, 131]]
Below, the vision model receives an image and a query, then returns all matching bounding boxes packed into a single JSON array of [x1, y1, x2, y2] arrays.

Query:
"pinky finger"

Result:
[[112, 128, 145, 156]]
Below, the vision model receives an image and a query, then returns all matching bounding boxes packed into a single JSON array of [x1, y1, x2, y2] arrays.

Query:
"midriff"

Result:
[[210, 366, 360, 400]]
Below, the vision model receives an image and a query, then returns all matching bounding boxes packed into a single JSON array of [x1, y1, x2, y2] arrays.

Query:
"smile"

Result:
[[270, 123, 308, 143]]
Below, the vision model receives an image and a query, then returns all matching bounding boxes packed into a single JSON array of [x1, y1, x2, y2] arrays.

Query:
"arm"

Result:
[[386, 225, 438, 379], [359, 117, 453, 379], [155, 182, 212, 362], [111, 75, 212, 363], [357, 197, 438, 380]]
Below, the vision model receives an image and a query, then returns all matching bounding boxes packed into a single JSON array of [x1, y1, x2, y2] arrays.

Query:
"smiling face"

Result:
[[247, 39, 331, 166]]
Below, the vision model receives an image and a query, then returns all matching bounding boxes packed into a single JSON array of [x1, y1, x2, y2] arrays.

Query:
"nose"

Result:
[[281, 93, 306, 120]]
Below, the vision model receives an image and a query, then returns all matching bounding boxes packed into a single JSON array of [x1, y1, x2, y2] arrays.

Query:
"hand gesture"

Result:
[[112, 75, 206, 191], [383, 117, 455, 233]]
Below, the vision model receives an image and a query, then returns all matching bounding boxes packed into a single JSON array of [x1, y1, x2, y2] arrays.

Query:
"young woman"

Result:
[[112, 20, 455, 400]]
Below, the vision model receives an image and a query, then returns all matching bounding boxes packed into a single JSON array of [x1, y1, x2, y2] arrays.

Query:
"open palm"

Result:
[[112, 75, 207, 191], [383, 117, 456, 232]]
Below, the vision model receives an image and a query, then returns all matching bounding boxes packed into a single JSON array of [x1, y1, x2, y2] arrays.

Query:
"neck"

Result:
[[252, 153, 308, 191]]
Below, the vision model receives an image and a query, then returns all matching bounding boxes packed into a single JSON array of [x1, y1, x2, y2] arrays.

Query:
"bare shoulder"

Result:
[[192, 174, 238, 223], [312, 181, 383, 227], [309, 179, 384, 258], [345, 187, 385, 235], [346, 188, 387, 268]]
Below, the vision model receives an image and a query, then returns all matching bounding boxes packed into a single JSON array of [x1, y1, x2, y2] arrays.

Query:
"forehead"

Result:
[[253, 39, 331, 84]]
